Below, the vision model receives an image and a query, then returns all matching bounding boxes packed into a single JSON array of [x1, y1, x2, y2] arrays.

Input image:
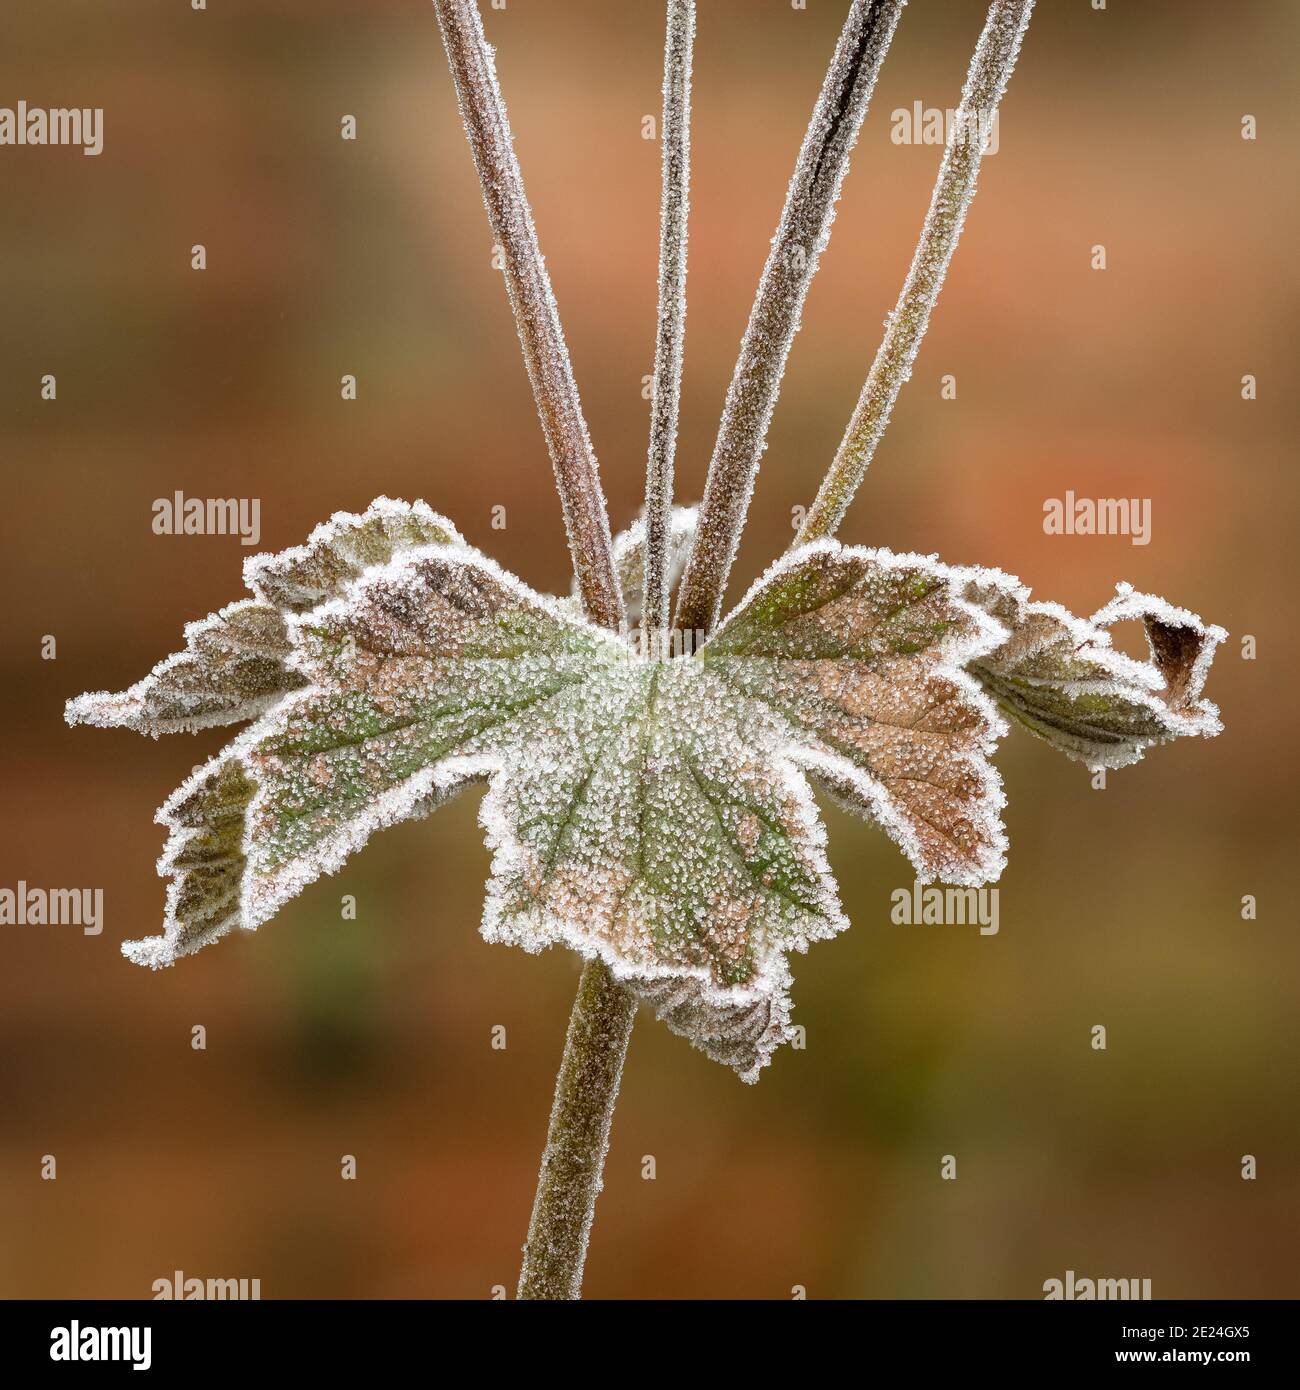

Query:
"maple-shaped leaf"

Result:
[[66, 495, 1227, 1078], [964, 576, 1225, 769], [68, 506, 1017, 1080], [65, 497, 462, 736]]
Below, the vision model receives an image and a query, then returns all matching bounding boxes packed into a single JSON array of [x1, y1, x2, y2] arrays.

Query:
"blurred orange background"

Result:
[[1, 0, 1296, 1298]]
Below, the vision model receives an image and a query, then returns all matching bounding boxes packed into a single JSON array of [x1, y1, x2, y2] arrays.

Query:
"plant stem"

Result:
[[672, 0, 904, 637], [435, 0, 637, 1300], [797, 0, 1035, 545], [434, 0, 625, 631], [517, 958, 638, 1300], [642, 0, 695, 651]]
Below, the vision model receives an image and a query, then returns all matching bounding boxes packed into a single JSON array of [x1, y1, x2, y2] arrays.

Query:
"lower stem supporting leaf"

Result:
[[517, 958, 637, 1300]]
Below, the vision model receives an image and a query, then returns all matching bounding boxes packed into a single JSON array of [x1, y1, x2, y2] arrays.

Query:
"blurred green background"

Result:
[[1, 0, 1296, 1298]]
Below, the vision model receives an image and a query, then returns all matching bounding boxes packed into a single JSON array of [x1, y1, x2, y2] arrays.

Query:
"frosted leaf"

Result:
[[704, 541, 1011, 887], [65, 599, 305, 737], [124, 756, 254, 967], [244, 496, 464, 615], [634, 961, 794, 1078], [70, 489, 1224, 1077], [578, 506, 698, 626], [65, 497, 462, 736], [112, 531, 1011, 1081], [965, 576, 1225, 770]]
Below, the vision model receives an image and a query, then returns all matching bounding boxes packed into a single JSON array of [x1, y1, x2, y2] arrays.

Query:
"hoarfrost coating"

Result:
[[67, 496, 1224, 1080], [67, 496, 1224, 1079]]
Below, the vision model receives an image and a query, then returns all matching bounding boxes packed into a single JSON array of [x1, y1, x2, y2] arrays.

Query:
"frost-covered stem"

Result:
[[518, 958, 637, 1300], [797, 0, 1034, 545], [673, 0, 904, 636], [436, 0, 636, 1296], [434, 0, 625, 631], [642, 0, 695, 648]]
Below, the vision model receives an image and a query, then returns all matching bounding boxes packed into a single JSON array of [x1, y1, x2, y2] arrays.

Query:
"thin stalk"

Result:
[[434, 0, 625, 631], [435, 0, 637, 1301], [642, 0, 695, 651], [797, 0, 1035, 545], [517, 958, 638, 1300], [673, 0, 905, 636]]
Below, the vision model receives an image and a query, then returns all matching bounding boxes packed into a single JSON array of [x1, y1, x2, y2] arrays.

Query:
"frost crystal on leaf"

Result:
[[965, 576, 1225, 769]]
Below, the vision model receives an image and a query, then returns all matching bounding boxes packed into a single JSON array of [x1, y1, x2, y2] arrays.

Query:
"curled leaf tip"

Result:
[[967, 576, 1225, 771]]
